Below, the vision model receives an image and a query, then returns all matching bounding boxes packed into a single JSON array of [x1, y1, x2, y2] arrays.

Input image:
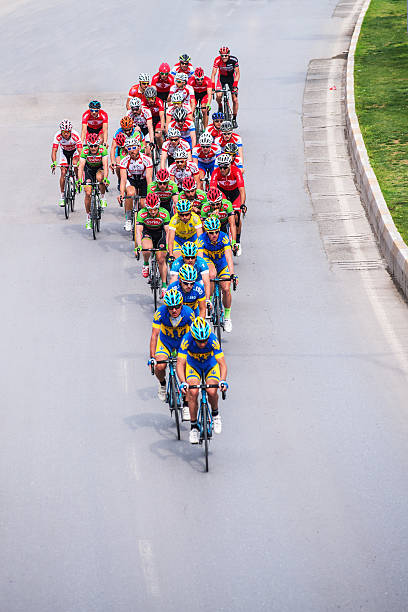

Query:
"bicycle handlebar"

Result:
[[188, 382, 227, 400], [210, 274, 238, 290]]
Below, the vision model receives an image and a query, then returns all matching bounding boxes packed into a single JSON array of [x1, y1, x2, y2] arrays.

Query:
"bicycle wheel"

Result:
[[63, 178, 70, 220], [202, 399, 209, 472], [213, 295, 222, 346], [223, 94, 232, 123], [170, 375, 181, 440], [69, 175, 76, 212], [91, 194, 97, 240], [152, 266, 159, 310]]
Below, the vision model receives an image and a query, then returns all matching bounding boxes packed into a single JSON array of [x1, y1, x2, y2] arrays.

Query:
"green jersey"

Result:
[[147, 180, 179, 204], [81, 145, 108, 167], [201, 198, 233, 227], [136, 207, 171, 230]]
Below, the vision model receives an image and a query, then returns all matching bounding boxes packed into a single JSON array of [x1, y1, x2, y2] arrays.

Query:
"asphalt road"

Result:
[[1, 1, 408, 611]]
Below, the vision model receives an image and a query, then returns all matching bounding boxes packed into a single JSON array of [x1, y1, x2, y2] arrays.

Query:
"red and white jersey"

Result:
[[210, 166, 244, 191], [171, 62, 194, 77], [128, 83, 148, 99], [167, 118, 195, 142], [151, 72, 175, 93], [192, 144, 221, 164], [162, 137, 191, 158], [166, 103, 191, 119], [127, 107, 152, 130], [81, 109, 108, 131], [215, 132, 243, 151], [120, 154, 152, 179], [169, 84, 195, 105], [169, 161, 199, 188], [212, 55, 239, 78], [188, 75, 212, 95], [143, 98, 164, 118], [206, 123, 222, 140], [52, 129, 82, 152]]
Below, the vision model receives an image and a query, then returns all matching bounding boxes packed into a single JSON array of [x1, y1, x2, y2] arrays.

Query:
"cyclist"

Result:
[[167, 198, 202, 258], [215, 141, 244, 173], [118, 137, 153, 231], [214, 120, 244, 164], [147, 168, 179, 215], [148, 287, 195, 403], [210, 153, 246, 256], [170, 241, 210, 301], [192, 132, 221, 190], [135, 193, 169, 295], [210, 46, 240, 128], [168, 107, 196, 149], [143, 86, 165, 149], [160, 127, 191, 169], [206, 111, 224, 140], [198, 216, 236, 332], [178, 175, 207, 216], [51, 119, 82, 207], [188, 67, 213, 129], [165, 93, 193, 131], [168, 149, 199, 190], [166, 264, 206, 318], [126, 73, 150, 109], [176, 317, 227, 443], [110, 116, 144, 187], [77, 133, 109, 230], [127, 97, 154, 156], [81, 100, 108, 145], [201, 187, 237, 250], [171, 53, 194, 77], [169, 72, 196, 114], [151, 62, 175, 103]]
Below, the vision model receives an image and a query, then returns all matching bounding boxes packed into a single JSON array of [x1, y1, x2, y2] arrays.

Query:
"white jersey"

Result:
[[120, 153, 152, 179], [127, 107, 152, 130], [52, 129, 82, 152]]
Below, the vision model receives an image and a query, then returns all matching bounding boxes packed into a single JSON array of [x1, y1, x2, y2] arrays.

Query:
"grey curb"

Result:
[[345, 0, 408, 295]]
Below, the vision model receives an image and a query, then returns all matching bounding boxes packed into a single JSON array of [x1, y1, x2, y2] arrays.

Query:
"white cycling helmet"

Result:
[[220, 120, 233, 133], [129, 97, 142, 109], [171, 91, 184, 104], [199, 133, 213, 146], [217, 153, 231, 166], [125, 137, 140, 148], [59, 119, 72, 131], [138, 73, 150, 83], [167, 127, 181, 139], [173, 148, 188, 160], [175, 72, 188, 83]]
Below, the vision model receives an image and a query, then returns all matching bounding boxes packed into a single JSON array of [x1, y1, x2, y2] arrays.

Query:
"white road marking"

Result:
[[138, 539, 160, 597]]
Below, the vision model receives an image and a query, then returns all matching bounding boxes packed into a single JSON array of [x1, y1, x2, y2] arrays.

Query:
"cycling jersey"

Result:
[[52, 130, 82, 153], [214, 153, 243, 170], [171, 255, 209, 282], [151, 72, 175, 93], [128, 83, 147, 99], [152, 304, 195, 352], [169, 161, 199, 189], [81, 109, 108, 132], [179, 331, 224, 371], [169, 84, 195, 105], [120, 153, 152, 179], [136, 207, 170, 230], [166, 279, 205, 315], [147, 180, 179, 204], [187, 75, 212, 95], [179, 189, 207, 213], [214, 133, 243, 151], [168, 211, 202, 240], [212, 55, 239, 80], [113, 127, 145, 154], [206, 123, 222, 139], [162, 137, 191, 158], [143, 98, 164, 120], [171, 62, 194, 77], [192, 144, 221, 165], [80, 145, 108, 167], [166, 103, 192, 119], [127, 107, 152, 130], [167, 119, 195, 146], [198, 231, 231, 262], [210, 166, 244, 192], [201, 199, 234, 227]]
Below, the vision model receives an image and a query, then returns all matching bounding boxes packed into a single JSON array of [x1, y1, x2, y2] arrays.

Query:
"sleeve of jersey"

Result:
[[136, 210, 144, 224], [236, 169, 244, 188], [222, 235, 231, 249], [152, 309, 162, 329], [193, 214, 202, 230], [81, 111, 89, 125], [128, 85, 138, 97], [210, 170, 219, 187], [163, 210, 171, 224], [144, 155, 153, 168], [52, 134, 60, 148], [178, 337, 189, 357], [101, 110, 108, 122], [212, 338, 224, 359]]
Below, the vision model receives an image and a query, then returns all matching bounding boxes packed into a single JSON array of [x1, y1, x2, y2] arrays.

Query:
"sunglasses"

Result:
[[127, 146, 139, 151], [181, 281, 194, 287], [160, 72, 169, 76], [219, 165, 230, 169], [88, 143, 99, 147], [178, 212, 190, 217], [90, 109, 99, 112], [168, 305, 182, 311], [180, 61, 189, 65], [61, 130, 71, 135], [169, 138, 179, 142], [208, 231, 219, 235], [184, 188, 196, 193], [201, 145, 211, 149], [221, 54, 229, 58], [183, 255, 196, 260]]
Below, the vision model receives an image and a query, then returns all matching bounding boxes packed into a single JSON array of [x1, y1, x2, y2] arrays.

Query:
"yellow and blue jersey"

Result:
[[167, 280, 206, 316], [152, 304, 195, 351], [178, 331, 224, 371], [198, 231, 231, 275], [169, 212, 202, 241]]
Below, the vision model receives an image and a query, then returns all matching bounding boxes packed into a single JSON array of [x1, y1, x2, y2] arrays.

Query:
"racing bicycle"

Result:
[[213, 86, 233, 123], [193, 104, 205, 141], [136, 247, 165, 310], [151, 351, 183, 440], [86, 180, 102, 240], [209, 275, 237, 345], [61, 151, 76, 219]]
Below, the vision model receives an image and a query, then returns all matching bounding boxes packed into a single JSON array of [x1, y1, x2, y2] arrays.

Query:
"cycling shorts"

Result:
[[84, 164, 102, 183], [157, 91, 169, 103], [141, 228, 166, 249], [141, 126, 151, 143], [86, 126, 103, 136], [155, 337, 173, 359], [186, 361, 220, 382], [197, 159, 215, 174], [218, 75, 236, 93], [174, 233, 197, 255], [195, 92, 209, 106], [59, 148, 79, 167], [182, 135, 192, 149], [152, 116, 162, 130], [127, 176, 147, 197], [204, 257, 229, 278], [219, 186, 241, 210]]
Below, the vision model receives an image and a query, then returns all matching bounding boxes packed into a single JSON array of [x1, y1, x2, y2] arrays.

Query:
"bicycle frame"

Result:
[[152, 353, 183, 439]]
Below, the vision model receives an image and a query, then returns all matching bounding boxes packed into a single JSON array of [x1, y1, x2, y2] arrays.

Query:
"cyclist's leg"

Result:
[[198, 166, 206, 191], [218, 263, 232, 309], [205, 363, 221, 414], [154, 338, 170, 384], [185, 363, 201, 422], [207, 261, 216, 295], [173, 237, 184, 259], [83, 165, 96, 213], [141, 235, 153, 266], [155, 231, 168, 286], [125, 184, 136, 214], [138, 178, 148, 208], [215, 76, 222, 111], [96, 168, 105, 196]]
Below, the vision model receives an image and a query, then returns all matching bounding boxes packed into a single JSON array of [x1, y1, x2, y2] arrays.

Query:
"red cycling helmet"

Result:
[[207, 187, 223, 204], [115, 132, 126, 146], [182, 176, 196, 191], [156, 169, 170, 183], [194, 67, 204, 79], [120, 116, 134, 130], [159, 62, 170, 73], [86, 133, 99, 145], [145, 193, 160, 209], [219, 46, 230, 55]]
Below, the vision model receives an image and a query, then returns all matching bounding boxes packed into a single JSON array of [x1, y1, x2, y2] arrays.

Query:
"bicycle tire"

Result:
[[63, 178, 70, 220], [69, 176, 76, 212], [91, 193, 97, 240], [170, 375, 181, 440], [203, 399, 209, 472], [214, 295, 222, 346]]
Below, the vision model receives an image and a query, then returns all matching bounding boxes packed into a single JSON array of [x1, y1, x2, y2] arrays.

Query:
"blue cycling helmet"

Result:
[[203, 216, 221, 232], [190, 317, 211, 341], [178, 264, 198, 283], [163, 287, 183, 307], [89, 100, 101, 110], [212, 111, 224, 121], [181, 241, 198, 257], [176, 198, 192, 214]]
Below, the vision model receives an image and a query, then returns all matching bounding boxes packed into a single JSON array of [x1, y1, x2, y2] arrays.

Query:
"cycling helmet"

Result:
[[219, 46, 230, 55], [115, 132, 126, 146], [173, 107, 187, 122], [203, 216, 221, 232], [145, 193, 160, 210], [171, 92, 184, 104], [194, 67, 204, 79], [207, 187, 223, 204], [89, 100, 101, 110], [182, 176, 196, 191], [181, 241, 198, 257], [212, 111, 224, 122], [120, 116, 134, 130], [167, 127, 181, 139], [159, 62, 170, 73], [164, 287, 183, 308], [224, 142, 239, 156], [86, 133, 99, 145], [59, 119, 72, 131], [179, 264, 198, 283], [129, 97, 142, 109], [175, 72, 188, 83], [125, 136, 140, 148], [220, 120, 233, 133], [190, 316, 211, 341], [217, 153, 231, 167], [138, 73, 150, 83], [176, 199, 192, 213], [179, 53, 191, 63], [156, 169, 170, 182], [199, 133, 213, 146], [173, 148, 188, 160], [144, 86, 157, 99]]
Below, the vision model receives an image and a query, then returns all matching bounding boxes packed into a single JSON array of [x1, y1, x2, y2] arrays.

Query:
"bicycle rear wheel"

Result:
[[213, 295, 222, 346], [63, 178, 70, 219], [223, 94, 232, 123], [170, 375, 181, 440], [91, 194, 97, 240], [150, 261, 159, 310], [69, 176, 76, 212], [203, 400, 209, 472]]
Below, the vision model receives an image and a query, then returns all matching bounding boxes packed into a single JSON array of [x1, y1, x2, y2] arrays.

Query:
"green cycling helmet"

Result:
[[203, 216, 221, 232], [179, 264, 198, 283], [190, 316, 211, 341], [163, 287, 183, 307], [176, 198, 192, 214], [181, 241, 198, 257]]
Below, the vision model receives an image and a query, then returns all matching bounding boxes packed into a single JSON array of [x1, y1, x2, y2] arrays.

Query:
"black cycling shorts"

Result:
[[84, 163, 102, 183], [157, 91, 169, 103], [157, 198, 173, 215], [128, 176, 147, 197], [141, 227, 166, 249], [220, 75, 235, 92]]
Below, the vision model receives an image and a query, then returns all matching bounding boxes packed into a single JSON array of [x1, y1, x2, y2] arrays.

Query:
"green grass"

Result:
[[354, 0, 408, 242]]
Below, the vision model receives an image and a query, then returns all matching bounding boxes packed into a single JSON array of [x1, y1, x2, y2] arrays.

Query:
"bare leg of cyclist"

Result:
[[59, 166, 67, 195], [216, 92, 223, 112], [141, 237, 152, 278], [156, 251, 167, 286], [187, 385, 199, 422], [84, 186, 92, 213], [198, 168, 205, 191], [221, 280, 232, 310]]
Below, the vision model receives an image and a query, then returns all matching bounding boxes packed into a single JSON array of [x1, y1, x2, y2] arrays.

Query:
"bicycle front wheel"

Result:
[[63, 178, 70, 220], [91, 194, 97, 240], [151, 261, 159, 310], [203, 400, 209, 472], [213, 295, 222, 346], [170, 375, 181, 440], [69, 176, 76, 212]]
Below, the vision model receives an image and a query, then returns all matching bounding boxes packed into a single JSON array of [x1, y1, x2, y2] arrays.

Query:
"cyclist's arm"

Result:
[[158, 110, 165, 132], [77, 157, 86, 182], [210, 65, 218, 88], [110, 140, 117, 167], [167, 227, 176, 256], [198, 296, 206, 318], [171, 193, 178, 209], [51, 145, 57, 164], [165, 112, 172, 131], [195, 222, 203, 238], [80, 123, 87, 143], [233, 66, 240, 88], [216, 353, 227, 382], [102, 155, 109, 180], [145, 166, 153, 185], [176, 353, 187, 384], [202, 271, 210, 300], [190, 128, 196, 149], [164, 223, 169, 244], [225, 246, 234, 276], [239, 185, 246, 206], [147, 118, 154, 144], [160, 149, 168, 169], [149, 326, 160, 359], [102, 122, 108, 146], [135, 221, 143, 247], [228, 214, 236, 243], [190, 95, 196, 115], [126, 97, 131, 110], [206, 85, 212, 104], [119, 168, 127, 198]]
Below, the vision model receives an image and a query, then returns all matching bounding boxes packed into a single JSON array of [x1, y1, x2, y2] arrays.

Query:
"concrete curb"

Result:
[[345, 0, 408, 295]]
